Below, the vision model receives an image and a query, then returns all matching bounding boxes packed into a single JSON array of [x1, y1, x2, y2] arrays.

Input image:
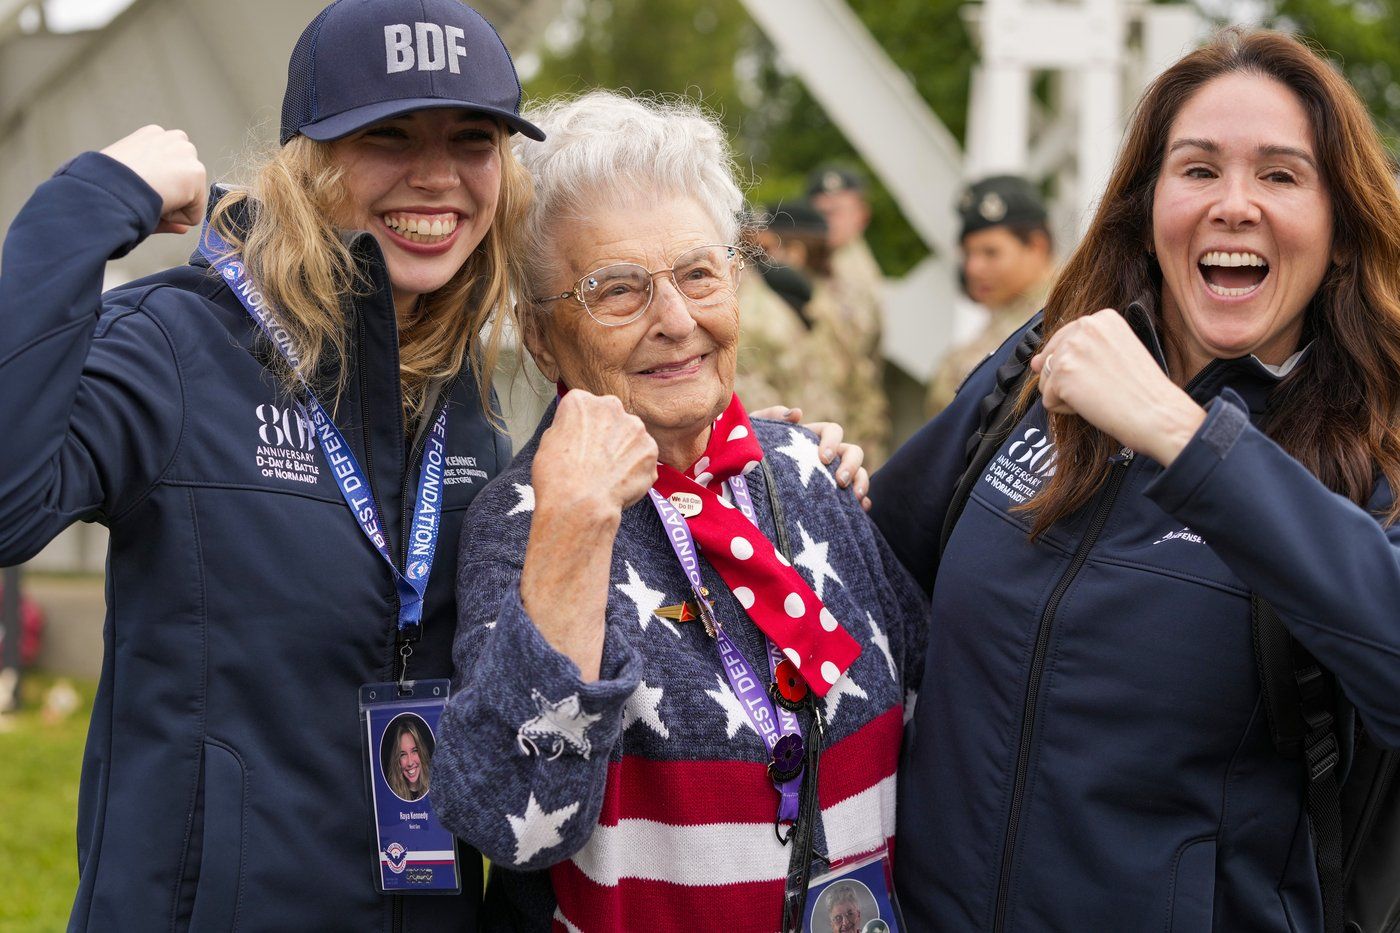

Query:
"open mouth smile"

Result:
[[1198, 250, 1269, 298], [381, 211, 461, 249]]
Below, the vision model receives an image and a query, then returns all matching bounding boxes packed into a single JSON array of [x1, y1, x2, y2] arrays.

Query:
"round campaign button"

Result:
[[770, 658, 808, 710], [768, 733, 805, 782], [669, 491, 703, 517]]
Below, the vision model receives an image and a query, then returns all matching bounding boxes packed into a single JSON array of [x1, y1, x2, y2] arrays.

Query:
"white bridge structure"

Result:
[[0, 0, 1201, 572]]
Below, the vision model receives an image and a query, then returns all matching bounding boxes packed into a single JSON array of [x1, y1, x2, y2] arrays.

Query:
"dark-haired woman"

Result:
[[874, 29, 1400, 932]]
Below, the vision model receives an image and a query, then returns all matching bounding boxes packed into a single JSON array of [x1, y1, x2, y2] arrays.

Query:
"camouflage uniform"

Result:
[[814, 237, 890, 464], [734, 269, 843, 424], [925, 275, 1052, 415]]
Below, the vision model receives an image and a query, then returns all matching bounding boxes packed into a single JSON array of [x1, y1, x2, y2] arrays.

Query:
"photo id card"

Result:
[[360, 679, 460, 894], [805, 849, 903, 933]]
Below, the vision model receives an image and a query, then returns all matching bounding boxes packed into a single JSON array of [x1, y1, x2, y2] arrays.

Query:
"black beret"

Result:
[[958, 175, 1047, 239], [760, 200, 828, 236], [806, 165, 866, 197]]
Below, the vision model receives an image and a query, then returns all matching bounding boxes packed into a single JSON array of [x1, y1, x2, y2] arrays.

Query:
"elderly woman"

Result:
[[874, 29, 1400, 932], [433, 92, 927, 932]]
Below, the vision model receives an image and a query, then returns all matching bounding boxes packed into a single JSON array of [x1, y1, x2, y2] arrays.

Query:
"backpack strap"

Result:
[[938, 321, 1044, 558], [1251, 594, 1344, 933]]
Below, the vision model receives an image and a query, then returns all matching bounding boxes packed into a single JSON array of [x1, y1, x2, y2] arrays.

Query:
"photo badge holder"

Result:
[[360, 679, 460, 894], [803, 845, 904, 933]]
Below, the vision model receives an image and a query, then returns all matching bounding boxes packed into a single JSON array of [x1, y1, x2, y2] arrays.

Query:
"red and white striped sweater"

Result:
[[436, 416, 927, 932]]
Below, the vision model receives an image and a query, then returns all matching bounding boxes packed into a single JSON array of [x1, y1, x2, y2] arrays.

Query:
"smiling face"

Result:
[[397, 730, 423, 791], [528, 195, 740, 463], [329, 109, 503, 317], [828, 898, 861, 933], [1153, 71, 1334, 378]]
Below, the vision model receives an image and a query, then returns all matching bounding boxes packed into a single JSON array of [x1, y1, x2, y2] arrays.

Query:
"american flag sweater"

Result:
[[435, 408, 928, 932]]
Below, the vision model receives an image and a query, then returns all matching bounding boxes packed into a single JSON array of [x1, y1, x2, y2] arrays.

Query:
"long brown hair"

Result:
[[209, 128, 532, 426], [1024, 28, 1400, 535]]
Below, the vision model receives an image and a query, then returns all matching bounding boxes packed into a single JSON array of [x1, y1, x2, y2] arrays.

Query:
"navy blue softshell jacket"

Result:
[[871, 309, 1400, 931], [0, 152, 510, 931]]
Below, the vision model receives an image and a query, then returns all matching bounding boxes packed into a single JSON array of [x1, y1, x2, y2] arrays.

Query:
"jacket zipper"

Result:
[[991, 447, 1135, 932], [352, 311, 407, 933]]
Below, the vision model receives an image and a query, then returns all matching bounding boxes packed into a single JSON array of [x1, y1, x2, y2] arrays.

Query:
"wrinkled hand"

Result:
[[1030, 308, 1205, 466], [750, 405, 871, 510], [100, 125, 206, 235], [534, 389, 659, 520], [523, 391, 658, 681]]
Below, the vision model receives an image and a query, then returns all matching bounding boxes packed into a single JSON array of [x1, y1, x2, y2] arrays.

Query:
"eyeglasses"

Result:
[[534, 244, 745, 327]]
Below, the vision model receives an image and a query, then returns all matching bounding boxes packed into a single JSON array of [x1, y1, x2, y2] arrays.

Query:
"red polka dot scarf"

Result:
[[650, 395, 861, 696]]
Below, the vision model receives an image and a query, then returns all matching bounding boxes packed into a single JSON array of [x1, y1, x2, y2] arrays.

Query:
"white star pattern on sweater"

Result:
[[794, 522, 843, 600], [774, 429, 836, 488], [705, 673, 758, 738], [867, 612, 897, 682], [621, 680, 671, 739], [614, 562, 678, 637], [823, 670, 869, 723], [506, 793, 580, 864], [516, 690, 602, 760], [507, 483, 535, 516]]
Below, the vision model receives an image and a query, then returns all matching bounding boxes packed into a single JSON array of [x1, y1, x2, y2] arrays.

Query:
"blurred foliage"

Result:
[[524, 0, 1400, 279], [524, 0, 971, 277], [1255, 0, 1400, 148]]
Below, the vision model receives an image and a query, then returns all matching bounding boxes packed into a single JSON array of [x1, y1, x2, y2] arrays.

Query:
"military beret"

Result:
[[760, 200, 828, 236], [958, 175, 1047, 239], [806, 165, 866, 197]]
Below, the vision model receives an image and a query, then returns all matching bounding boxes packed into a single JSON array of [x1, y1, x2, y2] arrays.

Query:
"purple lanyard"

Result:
[[648, 479, 804, 823]]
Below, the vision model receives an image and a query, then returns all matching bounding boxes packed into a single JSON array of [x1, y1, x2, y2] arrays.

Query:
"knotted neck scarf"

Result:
[[650, 395, 860, 696]]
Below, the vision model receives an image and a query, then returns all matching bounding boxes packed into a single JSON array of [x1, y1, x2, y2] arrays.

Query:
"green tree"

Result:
[[524, 0, 972, 277], [1256, 0, 1400, 146]]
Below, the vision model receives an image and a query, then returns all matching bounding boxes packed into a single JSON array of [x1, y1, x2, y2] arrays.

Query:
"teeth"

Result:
[[382, 212, 458, 242], [1200, 250, 1267, 268], [1207, 282, 1260, 297]]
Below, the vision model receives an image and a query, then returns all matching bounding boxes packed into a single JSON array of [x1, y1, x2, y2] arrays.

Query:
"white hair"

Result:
[[513, 90, 747, 305]]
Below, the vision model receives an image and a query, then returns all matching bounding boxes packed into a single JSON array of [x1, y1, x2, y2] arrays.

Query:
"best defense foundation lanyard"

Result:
[[199, 222, 447, 643], [648, 476, 804, 823]]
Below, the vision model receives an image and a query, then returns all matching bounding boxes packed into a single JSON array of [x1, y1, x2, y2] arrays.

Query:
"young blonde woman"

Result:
[[0, 1, 535, 929]]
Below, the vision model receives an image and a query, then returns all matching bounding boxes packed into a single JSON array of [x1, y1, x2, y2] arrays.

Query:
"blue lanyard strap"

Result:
[[199, 222, 446, 639]]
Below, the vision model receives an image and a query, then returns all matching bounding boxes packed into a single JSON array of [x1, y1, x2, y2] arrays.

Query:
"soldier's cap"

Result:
[[806, 165, 867, 197], [281, 0, 545, 146], [759, 200, 829, 236], [958, 175, 1047, 239]]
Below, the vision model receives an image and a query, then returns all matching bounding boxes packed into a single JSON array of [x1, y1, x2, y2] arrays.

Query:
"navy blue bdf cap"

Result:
[[281, 0, 545, 145]]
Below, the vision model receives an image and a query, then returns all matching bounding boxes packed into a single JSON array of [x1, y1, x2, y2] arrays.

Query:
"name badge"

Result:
[[804, 847, 904, 933], [360, 680, 461, 894]]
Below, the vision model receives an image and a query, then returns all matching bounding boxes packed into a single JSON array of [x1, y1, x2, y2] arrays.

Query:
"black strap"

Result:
[[1251, 594, 1345, 933], [938, 322, 1043, 557], [759, 458, 827, 933]]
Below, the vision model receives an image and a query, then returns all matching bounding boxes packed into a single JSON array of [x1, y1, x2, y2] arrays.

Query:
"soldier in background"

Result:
[[807, 167, 891, 464], [735, 202, 843, 425], [926, 175, 1055, 414]]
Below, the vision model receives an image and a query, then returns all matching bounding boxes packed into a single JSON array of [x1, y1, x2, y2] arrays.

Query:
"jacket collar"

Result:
[[1123, 290, 1313, 416]]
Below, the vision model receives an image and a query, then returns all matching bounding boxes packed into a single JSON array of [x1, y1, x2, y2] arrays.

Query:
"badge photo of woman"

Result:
[[382, 714, 435, 802]]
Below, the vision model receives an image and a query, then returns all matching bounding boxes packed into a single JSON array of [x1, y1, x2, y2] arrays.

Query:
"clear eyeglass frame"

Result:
[[533, 243, 746, 327]]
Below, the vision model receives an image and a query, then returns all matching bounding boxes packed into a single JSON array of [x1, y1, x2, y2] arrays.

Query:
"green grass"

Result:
[[0, 673, 96, 932]]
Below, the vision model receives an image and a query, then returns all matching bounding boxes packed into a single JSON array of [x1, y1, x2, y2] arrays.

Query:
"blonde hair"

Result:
[[209, 128, 532, 425]]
